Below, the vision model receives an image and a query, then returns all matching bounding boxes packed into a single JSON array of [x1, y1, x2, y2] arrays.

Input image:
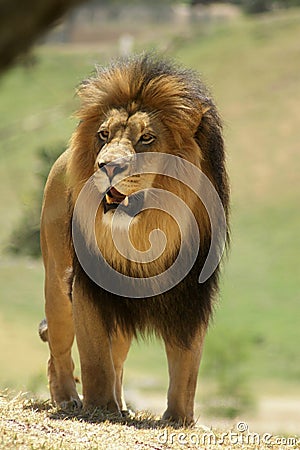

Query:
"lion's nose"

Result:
[[98, 161, 128, 180]]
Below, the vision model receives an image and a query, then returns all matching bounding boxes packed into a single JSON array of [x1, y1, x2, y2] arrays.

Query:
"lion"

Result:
[[39, 54, 229, 425]]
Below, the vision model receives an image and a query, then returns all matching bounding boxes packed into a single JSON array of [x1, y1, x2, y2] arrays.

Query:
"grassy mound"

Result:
[[1, 392, 298, 450]]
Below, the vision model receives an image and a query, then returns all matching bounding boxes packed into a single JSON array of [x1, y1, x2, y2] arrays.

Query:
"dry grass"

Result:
[[0, 391, 298, 450]]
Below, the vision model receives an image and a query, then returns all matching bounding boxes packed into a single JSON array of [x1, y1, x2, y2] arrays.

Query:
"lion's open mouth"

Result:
[[103, 187, 144, 217], [105, 187, 128, 209]]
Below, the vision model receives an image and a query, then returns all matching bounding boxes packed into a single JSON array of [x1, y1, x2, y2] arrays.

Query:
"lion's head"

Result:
[[67, 54, 229, 280]]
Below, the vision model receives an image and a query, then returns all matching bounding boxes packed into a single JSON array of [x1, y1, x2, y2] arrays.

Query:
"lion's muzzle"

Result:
[[98, 160, 129, 181], [96, 154, 144, 216]]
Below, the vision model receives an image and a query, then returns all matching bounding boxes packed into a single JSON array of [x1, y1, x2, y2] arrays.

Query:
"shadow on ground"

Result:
[[24, 399, 188, 430]]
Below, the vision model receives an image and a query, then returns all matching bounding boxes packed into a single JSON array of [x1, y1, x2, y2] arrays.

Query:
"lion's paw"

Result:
[[59, 397, 82, 410], [121, 408, 135, 419]]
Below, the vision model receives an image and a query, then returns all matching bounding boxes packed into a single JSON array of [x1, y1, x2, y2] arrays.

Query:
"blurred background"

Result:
[[0, 0, 299, 436]]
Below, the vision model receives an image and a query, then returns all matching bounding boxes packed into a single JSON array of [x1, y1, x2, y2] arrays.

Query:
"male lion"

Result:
[[39, 54, 229, 425]]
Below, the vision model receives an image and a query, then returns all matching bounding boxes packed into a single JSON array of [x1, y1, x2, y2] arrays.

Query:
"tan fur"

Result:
[[40, 55, 229, 425]]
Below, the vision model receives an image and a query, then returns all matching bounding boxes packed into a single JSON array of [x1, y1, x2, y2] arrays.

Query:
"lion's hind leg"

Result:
[[40, 150, 81, 409], [43, 268, 81, 409]]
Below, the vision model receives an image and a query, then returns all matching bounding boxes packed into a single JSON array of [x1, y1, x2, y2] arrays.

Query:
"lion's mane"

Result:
[[67, 54, 229, 347]]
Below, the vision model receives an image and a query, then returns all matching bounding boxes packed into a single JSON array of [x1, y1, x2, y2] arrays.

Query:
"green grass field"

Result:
[[0, 8, 299, 430]]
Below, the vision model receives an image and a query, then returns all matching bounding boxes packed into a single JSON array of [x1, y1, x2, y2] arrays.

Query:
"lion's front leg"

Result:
[[72, 279, 119, 412], [111, 329, 132, 412], [162, 327, 206, 426]]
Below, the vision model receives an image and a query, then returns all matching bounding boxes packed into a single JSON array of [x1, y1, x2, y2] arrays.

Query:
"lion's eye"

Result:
[[98, 129, 109, 142], [140, 133, 155, 145]]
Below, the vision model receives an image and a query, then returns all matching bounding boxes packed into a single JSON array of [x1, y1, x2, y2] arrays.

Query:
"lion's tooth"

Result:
[[123, 196, 129, 206], [105, 194, 113, 204]]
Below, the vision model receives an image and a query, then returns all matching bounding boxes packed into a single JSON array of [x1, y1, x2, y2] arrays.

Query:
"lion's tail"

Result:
[[38, 318, 48, 342]]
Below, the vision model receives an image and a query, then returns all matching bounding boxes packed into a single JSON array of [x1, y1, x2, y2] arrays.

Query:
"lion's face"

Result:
[[90, 106, 203, 225], [94, 108, 167, 218]]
